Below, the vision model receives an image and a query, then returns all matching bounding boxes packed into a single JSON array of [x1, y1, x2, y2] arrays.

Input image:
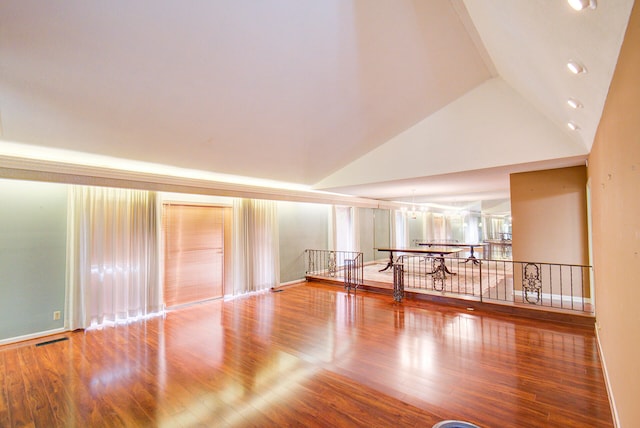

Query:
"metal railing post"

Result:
[[479, 259, 483, 303], [393, 257, 404, 302]]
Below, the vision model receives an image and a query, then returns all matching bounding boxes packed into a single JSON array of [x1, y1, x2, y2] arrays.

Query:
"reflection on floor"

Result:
[[0, 283, 611, 427]]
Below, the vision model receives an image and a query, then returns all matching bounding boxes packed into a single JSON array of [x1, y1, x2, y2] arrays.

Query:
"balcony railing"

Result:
[[392, 255, 592, 313], [305, 249, 593, 314], [305, 249, 363, 292]]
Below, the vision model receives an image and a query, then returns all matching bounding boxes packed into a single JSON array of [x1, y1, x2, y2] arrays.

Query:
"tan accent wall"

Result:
[[510, 166, 589, 266], [588, 2, 640, 426]]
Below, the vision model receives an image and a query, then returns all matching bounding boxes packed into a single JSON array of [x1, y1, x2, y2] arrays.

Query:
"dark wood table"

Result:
[[377, 247, 463, 301], [376, 247, 462, 272], [418, 242, 488, 265]]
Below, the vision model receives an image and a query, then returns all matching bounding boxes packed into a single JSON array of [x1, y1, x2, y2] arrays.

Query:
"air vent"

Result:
[[35, 337, 69, 347]]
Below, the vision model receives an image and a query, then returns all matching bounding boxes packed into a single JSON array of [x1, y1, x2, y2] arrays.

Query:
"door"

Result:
[[163, 204, 225, 307]]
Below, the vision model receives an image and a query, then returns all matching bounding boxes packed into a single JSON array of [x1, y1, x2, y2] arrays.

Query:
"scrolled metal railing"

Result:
[[305, 249, 592, 314], [305, 249, 363, 292], [511, 260, 592, 312], [393, 254, 477, 302], [391, 255, 592, 313]]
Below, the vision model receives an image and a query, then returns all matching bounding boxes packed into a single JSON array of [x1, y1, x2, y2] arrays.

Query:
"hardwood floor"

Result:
[[0, 281, 612, 427]]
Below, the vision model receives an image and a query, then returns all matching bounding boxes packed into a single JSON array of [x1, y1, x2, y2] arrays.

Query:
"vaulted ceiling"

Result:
[[0, 0, 634, 204]]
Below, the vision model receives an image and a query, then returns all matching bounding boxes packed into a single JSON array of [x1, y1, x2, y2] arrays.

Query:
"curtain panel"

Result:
[[393, 209, 408, 248], [232, 199, 280, 295], [329, 205, 359, 252], [66, 186, 161, 329]]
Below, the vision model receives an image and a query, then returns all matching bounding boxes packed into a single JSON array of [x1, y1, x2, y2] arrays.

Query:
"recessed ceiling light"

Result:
[[567, 121, 580, 131], [568, 0, 597, 11], [567, 98, 584, 109], [567, 60, 587, 74]]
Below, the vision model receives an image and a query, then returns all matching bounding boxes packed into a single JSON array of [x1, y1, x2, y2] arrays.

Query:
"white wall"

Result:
[[315, 78, 586, 189], [278, 201, 329, 283]]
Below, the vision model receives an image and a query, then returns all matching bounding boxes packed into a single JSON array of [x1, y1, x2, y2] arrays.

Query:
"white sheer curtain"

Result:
[[329, 205, 358, 251], [352, 208, 360, 252], [393, 209, 408, 248], [232, 198, 280, 295], [465, 214, 480, 243], [433, 213, 446, 242], [66, 186, 161, 329], [483, 216, 505, 240]]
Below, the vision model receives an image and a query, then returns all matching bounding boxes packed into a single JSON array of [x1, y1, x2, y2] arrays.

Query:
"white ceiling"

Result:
[[0, 0, 634, 204]]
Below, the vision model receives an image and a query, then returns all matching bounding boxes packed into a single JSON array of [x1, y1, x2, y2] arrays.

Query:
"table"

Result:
[[418, 242, 488, 265], [376, 247, 462, 272], [377, 247, 463, 301], [484, 239, 512, 260]]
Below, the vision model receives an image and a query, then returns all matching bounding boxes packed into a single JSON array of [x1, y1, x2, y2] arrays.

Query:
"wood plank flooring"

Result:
[[0, 281, 612, 427]]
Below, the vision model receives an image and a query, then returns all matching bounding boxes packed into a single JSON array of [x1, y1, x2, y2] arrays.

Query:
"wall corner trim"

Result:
[[595, 323, 621, 428]]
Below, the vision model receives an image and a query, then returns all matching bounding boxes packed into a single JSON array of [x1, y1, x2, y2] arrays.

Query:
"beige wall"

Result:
[[588, 1, 640, 426], [510, 166, 589, 266]]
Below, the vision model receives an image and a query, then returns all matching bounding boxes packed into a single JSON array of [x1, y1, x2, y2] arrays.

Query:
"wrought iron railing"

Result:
[[391, 255, 592, 313], [304, 249, 593, 314], [305, 249, 363, 291]]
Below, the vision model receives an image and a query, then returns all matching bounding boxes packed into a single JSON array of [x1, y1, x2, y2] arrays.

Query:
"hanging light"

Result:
[[568, 0, 597, 11], [409, 190, 418, 219]]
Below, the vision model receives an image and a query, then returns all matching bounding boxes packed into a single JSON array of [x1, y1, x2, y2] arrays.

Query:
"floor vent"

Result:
[[432, 421, 480, 428], [35, 337, 69, 347]]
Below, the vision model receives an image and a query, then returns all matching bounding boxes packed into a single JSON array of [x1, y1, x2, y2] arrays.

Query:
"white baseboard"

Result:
[[0, 327, 67, 346], [278, 278, 306, 287], [595, 323, 620, 428], [513, 290, 592, 305]]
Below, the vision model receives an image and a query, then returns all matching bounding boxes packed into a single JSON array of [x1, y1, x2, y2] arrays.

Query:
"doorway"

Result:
[[163, 204, 229, 307]]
